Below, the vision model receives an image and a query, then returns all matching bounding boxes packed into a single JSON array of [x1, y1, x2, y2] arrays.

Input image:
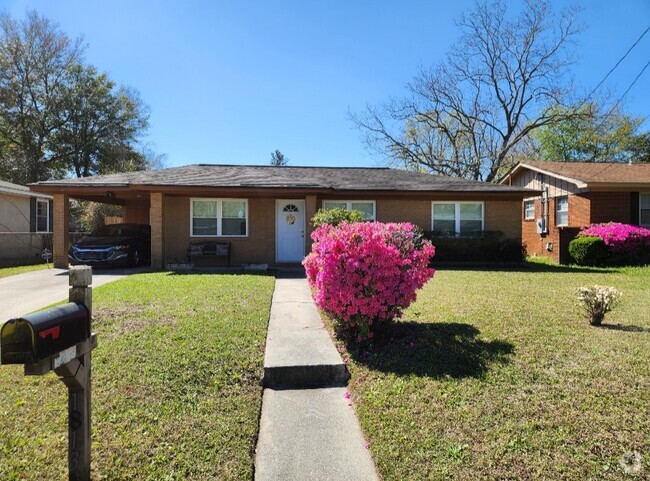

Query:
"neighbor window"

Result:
[[641, 193, 650, 228], [322, 200, 376, 220], [556, 196, 569, 226], [524, 200, 535, 220], [36, 199, 49, 232], [191, 198, 247, 237], [431, 202, 484, 235]]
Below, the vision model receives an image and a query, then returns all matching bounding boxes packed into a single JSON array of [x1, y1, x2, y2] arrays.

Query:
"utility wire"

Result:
[[576, 24, 650, 110], [593, 58, 650, 131]]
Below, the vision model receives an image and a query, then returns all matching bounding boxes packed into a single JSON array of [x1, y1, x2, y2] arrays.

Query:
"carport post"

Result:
[[150, 192, 164, 269], [53, 193, 70, 269]]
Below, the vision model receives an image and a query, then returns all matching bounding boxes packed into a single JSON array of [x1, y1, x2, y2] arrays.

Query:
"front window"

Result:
[[191, 199, 248, 237], [36, 199, 49, 232], [556, 196, 569, 226], [431, 202, 484, 235], [641, 193, 650, 228], [322, 200, 375, 220], [524, 200, 535, 220]]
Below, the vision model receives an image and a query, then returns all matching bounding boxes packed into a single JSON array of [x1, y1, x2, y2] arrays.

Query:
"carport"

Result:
[[29, 183, 158, 269]]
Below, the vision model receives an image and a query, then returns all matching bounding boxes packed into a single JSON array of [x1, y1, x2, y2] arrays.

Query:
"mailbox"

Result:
[[1, 302, 90, 365]]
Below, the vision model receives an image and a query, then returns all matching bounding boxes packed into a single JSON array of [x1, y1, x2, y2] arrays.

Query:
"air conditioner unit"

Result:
[[536, 217, 547, 234]]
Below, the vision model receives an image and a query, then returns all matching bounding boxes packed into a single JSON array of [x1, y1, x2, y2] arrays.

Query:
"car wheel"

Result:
[[131, 250, 140, 267]]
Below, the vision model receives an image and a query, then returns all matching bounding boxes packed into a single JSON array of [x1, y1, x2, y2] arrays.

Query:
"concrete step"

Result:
[[254, 386, 379, 481], [263, 279, 349, 389]]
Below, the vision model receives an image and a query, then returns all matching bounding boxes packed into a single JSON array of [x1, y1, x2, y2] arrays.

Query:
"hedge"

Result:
[[422, 231, 525, 263]]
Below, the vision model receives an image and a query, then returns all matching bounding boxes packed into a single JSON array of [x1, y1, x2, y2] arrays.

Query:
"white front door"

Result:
[[276, 200, 305, 262]]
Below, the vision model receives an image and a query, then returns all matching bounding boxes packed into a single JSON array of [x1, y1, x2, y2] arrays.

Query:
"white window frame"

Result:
[[190, 198, 248, 237], [36, 198, 50, 233], [555, 196, 569, 227], [523, 199, 535, 220], [322, 200, 376, 220], [640, 192, 650, 228], [431, 201, 485, 235]]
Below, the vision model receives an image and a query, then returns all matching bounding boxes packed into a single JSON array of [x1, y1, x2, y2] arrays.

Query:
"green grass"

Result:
[[343, 264, 650, 480], [0, 263, 50, 278], [0, 272, 274, 481]]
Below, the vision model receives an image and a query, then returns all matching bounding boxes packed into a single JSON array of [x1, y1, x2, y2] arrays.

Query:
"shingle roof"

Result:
[[0, 180, 52, 198], [509, 161, 650, 185], [32, 164, 530, 193]]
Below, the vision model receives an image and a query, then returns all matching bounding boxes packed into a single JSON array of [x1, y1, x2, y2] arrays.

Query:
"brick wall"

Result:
[[164, 196, 276, 266], [124, 199, 150, 224], [376, 198, 522, 240], [160, 196, 523, 266], [150, 193, 164, 269], [53, 193, 70, 268], [569, 194, 590, 227], [484, 200, 522, 239], [521, 197, 560, 262], [588, 192, 632, 224]]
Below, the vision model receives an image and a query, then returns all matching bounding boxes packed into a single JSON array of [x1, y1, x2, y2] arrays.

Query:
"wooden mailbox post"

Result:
[[1, 266, 97, 481]]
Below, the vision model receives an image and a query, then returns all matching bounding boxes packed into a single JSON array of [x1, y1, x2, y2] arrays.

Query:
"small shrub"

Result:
[[568, 236, 608, 266], [577, 223, 650, 266], [303, 222, 435, 345], [311, 208, 367, 227], [577, 285, 622, 326]]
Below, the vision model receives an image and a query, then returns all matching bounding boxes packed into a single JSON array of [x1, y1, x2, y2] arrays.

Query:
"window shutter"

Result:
[[631, 192, 639, 225], [48, 199, 54, 232], [29, 197, 36, 232]]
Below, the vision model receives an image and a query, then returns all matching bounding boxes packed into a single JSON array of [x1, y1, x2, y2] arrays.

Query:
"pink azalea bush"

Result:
[[303, 222, 436, 344], [578, 223, 650, 264]]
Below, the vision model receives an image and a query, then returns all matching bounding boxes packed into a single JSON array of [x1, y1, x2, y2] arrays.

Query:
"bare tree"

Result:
[[270, 149, 288, 166], [352, 0, 582, 182]]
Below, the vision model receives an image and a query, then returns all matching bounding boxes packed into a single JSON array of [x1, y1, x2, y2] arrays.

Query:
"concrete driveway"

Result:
[[0, 267, 147, 320]]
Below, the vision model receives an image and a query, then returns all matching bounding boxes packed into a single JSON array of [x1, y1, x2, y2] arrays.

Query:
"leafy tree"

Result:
[[0, 11, 156, 184], [52, 64, 149, 177], [352, 0, 581, 182], [270, 149, 288, 166], [532, 103, 650, 163], [0, 11, 84, 183]]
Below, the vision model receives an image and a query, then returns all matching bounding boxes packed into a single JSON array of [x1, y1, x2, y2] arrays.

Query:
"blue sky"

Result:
[[2, 0, 649, 168]]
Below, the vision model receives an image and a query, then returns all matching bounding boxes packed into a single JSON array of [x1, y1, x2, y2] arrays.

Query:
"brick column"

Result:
[[53, 193, 70, 268], [305, 195, 318, 253], [150, 192, 164, 269]]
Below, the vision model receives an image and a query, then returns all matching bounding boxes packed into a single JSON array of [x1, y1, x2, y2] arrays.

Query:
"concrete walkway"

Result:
[[255, 276, 379, 481], [0, 267, 145, 320]]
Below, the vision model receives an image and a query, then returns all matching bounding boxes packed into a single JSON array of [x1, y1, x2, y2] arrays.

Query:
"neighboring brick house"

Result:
[[0, 180, 53, 266], [500, 161, 650, 263], [30, 164, 534, 269]]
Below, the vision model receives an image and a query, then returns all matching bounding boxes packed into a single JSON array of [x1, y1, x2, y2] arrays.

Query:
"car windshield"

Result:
[[91, 225, 141, 237]]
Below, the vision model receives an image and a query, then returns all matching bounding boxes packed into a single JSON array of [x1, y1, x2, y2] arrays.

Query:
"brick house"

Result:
[[0, 181, 53, 266], [29, 164, 533, 269], [500, 161, 650, 263]]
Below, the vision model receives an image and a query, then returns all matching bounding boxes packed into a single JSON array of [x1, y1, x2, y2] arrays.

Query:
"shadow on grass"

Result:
[[350, 321, 514, 379], [599, 323, 650, 333]]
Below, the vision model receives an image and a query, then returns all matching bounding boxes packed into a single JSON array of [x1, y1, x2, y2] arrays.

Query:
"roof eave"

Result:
[[501, 162, 588, 188]]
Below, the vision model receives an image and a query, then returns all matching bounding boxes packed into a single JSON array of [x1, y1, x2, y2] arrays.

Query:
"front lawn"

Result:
[[344, 264, 650, 480], [0, 263, 50, 278], [0, 272, 274, 480]]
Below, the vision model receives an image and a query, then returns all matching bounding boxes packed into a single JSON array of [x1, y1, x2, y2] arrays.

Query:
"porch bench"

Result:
[[187, 241, 231, 266]]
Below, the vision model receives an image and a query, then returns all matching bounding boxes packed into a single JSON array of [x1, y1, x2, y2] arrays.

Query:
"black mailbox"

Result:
[[1, 302, 90, 365]]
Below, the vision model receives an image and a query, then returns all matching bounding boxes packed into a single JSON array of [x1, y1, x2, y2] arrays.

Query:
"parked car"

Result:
[[69, 224, 151, 267]]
